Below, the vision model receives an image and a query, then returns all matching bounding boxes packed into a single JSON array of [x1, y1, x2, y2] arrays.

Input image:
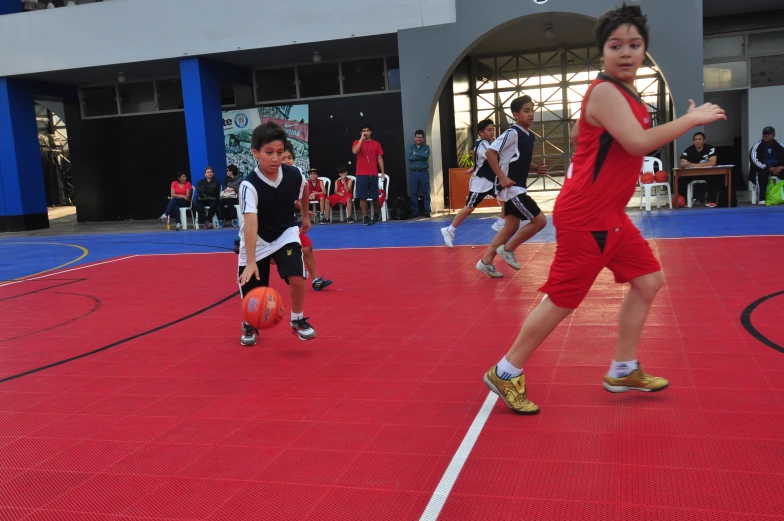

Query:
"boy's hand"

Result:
[[537, 164, 548, 176], [465, 167, 474, 175], [686, 99, 726, 125], [238, 263, 260, 285], [499, 176, 515, 188], [301, 219, 311, 233]]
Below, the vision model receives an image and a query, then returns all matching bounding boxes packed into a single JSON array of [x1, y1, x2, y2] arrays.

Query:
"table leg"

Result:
[[674, 173, 680, 209], [727, 171, 732, 208]]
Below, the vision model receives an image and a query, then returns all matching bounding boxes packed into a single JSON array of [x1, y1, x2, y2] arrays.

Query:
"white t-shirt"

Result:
[[470, 139, 494, 193], [490, 125, 529, 201], [238, 167, 304, 266]]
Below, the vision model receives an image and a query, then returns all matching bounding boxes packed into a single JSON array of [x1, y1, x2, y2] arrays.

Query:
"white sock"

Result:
[[496, 218, 505, 226], [447, 225, 456, 234], [608, 359, 638, 378], [291, 311, 304, 322], [495, 357, 522, 380]]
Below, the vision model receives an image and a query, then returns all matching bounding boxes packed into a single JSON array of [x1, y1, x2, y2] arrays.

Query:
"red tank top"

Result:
[[553, 74, 651, 231]]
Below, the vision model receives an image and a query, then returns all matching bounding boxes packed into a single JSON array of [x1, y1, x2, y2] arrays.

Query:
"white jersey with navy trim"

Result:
[[490, 124, 531, 201], [470, 139, 494, 193]]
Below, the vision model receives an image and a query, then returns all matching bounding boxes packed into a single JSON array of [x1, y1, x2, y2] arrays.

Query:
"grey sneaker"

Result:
[[476, 260, 504, 278], [291, 317, 316, 341], [495, 245, 521, 270], [441, 227, 454, 248], [240, 322, 257, 346], [491, 222, 503, 233]]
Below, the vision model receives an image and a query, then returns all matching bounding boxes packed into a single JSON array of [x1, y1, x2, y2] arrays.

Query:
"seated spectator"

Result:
[[679, 132, 720, 207], [282, 144, 306, 179], [749, 126, 784, 206], [307, 168, 328, 223], [194, 166, 221, 228], [326, 165, 354, 223], [159, 172, 192, 230], [219, 164, 242, 227]]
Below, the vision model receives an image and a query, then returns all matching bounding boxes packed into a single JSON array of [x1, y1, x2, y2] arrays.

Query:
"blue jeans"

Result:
[[164, 198, 189, 223], [409, 170, 431, 215]]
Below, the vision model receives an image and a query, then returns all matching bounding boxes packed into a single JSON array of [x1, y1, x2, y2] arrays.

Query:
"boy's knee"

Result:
[[533, 213, 547, 229], [631, 271, 663, 299]]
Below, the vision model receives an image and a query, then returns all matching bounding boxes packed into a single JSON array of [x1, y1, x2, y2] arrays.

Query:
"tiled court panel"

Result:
[[0, 239, 782, 520]]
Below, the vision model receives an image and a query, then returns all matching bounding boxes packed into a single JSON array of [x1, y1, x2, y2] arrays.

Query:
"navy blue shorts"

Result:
[[355, 175, 378, 200]]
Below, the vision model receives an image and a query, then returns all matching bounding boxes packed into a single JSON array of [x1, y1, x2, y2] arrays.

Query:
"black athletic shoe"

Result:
[[240, 322, 257, 346], [291, 317, 316, 341], [373, 214, 381, 224], [363, 216, 371, 226]]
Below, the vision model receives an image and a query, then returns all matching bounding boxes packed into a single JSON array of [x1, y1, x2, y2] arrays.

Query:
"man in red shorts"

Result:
[[482, 3, 727, 414]]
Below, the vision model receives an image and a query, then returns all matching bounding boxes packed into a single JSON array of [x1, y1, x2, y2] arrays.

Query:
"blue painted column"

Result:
[[0, 78, 48, 232], [0, 0, 21, 15], [179, 57, 226, 186]]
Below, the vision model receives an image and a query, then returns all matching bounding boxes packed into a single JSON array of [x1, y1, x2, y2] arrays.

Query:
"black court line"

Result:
[[0, 278, 86, 302], [0, 292, 102, 343], [0, 291, 239, 384], [740, 290, 784, 354]]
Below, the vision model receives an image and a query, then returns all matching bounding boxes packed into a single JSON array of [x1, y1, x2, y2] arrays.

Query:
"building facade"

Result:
[[0, 0, 782, 230]]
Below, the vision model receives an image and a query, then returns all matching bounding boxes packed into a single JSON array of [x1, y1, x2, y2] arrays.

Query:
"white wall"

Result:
[[0, 0, 456, 77], [748, 85, 784, 170]]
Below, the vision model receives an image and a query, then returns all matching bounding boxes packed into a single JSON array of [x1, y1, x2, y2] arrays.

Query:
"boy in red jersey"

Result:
[[483, 3, 726, 414]]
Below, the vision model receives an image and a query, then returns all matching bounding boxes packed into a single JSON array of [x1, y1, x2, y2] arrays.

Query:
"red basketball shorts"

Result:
[[299, 232, 312, 249], [539, 217, 661, 309], [327, 194, 352, 206]]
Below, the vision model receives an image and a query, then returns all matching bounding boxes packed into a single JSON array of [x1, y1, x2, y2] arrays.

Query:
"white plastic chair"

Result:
[[687, 180, 708, 208], [751, 176, 780, 204], [179, 190, 198, 230], [638, 156, 671, 211], [377, 173, 390, 221], [309, 177, 330, 223]]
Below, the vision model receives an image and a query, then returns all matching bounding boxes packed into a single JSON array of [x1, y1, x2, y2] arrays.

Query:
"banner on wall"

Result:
[[222, 105, 309, 177]]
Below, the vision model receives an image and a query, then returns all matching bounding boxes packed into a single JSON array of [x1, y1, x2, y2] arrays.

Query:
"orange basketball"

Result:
[[654, 171, 668, 183], [242, 287, 285, 330], [641, 172, 655, 184]]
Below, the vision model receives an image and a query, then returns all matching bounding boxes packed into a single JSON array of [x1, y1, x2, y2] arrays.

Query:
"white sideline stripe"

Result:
[[419, 392, 498, 521], [0, 255, 137, 288]]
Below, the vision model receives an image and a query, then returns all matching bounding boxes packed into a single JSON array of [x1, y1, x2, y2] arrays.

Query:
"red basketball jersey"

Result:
[[553, 73, 651, 231]]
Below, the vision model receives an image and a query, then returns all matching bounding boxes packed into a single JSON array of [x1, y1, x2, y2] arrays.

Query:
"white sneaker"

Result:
[[491, 222, 503, 233], [441, 227, 454, 248], [476, 260, 504, 278], [496, 245, 521, 270], [758, 201, 767, 206]]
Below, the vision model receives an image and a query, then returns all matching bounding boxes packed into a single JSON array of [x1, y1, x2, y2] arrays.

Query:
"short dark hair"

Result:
[[477, 119, 494, 132], [251, 122, 287, 151], [337, 165, 348, 174], [693, 132, 706, 140], [308, 168, 318, 175], [510, 96, 534, 114], [415, 129, 425, 137], [176, 171, 187, 179], [283, 141, 296, 160], [594, 3, 649, 56], [227, 164, 239, 175], [360, 124, 372, 132]]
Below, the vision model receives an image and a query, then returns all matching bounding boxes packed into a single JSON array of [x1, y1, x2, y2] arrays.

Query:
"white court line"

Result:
[[0, 255, 137, 288], [419, 392, 498, 521]]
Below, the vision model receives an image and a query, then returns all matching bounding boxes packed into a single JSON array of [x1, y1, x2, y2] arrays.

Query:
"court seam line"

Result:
[[0, 255, 136, 288], [418, 391, 498, 521]]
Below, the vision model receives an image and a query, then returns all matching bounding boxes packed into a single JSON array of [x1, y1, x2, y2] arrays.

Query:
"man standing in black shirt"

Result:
[[679, 132, 720, 207]]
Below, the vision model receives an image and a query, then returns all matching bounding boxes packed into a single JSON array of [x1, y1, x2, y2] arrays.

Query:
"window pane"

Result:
[[342, 58, 385, 94], [298, 63, 340, 98], [156, 79, 183, 111], [387, 56, 401, 90], [751, 54, 784, 88], [220, 81, 236, 106], [703, 61, 748, 90], [118, 81, 155, 114], [81, 85, 118, 117], [703, 36, 744, 60], [255, 68, 297, 102], [749, 31, 784, 57]]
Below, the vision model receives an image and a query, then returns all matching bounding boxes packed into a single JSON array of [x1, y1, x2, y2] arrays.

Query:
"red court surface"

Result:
[[1, 240, 783, 520]]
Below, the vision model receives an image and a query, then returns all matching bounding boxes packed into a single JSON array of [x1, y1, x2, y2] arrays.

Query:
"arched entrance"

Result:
[[397, 0, 703, 211]]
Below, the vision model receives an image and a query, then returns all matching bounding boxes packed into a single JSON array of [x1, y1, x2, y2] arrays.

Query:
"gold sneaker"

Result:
[[483, 367, 539, 415], [602, 364, 669, 393]]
